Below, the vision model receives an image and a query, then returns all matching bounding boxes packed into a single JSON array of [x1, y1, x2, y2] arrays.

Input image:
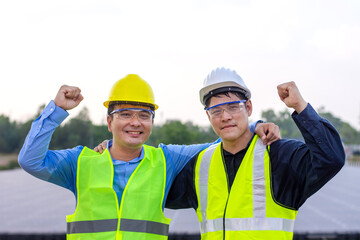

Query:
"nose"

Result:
[[220, 109, 232, 121], [129, 113, 141, 126]]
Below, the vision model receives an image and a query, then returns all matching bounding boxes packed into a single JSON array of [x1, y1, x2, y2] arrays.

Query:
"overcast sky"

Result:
[[1, 0, 359, 130]]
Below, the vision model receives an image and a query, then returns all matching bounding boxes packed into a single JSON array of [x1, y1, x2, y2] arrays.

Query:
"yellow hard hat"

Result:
[[103, 74, 159, 110]]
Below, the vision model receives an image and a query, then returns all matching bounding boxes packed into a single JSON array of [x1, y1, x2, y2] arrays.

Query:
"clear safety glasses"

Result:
[[206, 100, 246, 118], [109, 108, 154, 122]]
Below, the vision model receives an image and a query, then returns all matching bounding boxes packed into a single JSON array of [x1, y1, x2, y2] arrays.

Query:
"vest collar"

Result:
[[222, 134, 255, 157], [108, 139, 144, 165]]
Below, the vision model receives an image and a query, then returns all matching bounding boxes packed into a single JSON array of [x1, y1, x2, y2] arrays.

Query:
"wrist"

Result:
[[294, 101, 308, 114]]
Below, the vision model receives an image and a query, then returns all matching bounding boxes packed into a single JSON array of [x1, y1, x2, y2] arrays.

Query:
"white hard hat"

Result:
[[199, 67, 251, 106]]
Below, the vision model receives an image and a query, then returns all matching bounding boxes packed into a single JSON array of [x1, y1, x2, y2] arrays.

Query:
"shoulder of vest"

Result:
[[143, 144, 155, 149], [80, 146, 108, 157], [143, 144, 161, 151], [203, 142, 221, 152], [81, 146, 97, 154], [143, 144, 165, 155], [253, 135, 267, 148], [197, 143, 221, 161]]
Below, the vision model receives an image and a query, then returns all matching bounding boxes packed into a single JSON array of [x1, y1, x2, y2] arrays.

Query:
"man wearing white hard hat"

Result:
[[166, 67, 345, 240], [18, 74, 280, 240]]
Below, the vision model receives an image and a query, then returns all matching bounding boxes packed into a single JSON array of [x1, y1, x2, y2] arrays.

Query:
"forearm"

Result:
[[18, 101, 79, 190], [160, 138, 221, 175]]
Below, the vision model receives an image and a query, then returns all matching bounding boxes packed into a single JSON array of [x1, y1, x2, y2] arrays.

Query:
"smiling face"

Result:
[[207, 92, 253, 149], [107, 103, 153, 151]]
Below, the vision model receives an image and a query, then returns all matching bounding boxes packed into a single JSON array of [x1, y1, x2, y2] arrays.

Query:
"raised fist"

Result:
[[53, 85, 84, 110], [277, 81, 307, 113]]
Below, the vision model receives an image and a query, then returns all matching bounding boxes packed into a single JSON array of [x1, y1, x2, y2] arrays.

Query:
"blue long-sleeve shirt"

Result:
[[18, 101, 257, 209], [165, 104, 345, 210]]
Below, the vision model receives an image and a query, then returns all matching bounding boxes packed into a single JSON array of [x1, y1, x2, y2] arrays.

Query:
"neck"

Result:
[[222, 130, 253, 154], [109, 144, 143, 162]]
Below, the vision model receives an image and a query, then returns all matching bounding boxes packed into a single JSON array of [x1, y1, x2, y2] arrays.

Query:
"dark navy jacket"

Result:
[[165, 104, 345, 210]]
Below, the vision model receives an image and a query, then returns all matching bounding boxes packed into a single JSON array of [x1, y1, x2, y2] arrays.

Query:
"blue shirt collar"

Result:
[[107, 139, 144, 165]]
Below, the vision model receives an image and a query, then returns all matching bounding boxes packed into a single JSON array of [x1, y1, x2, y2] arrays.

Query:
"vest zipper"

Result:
[[221, 149, 230, 240]]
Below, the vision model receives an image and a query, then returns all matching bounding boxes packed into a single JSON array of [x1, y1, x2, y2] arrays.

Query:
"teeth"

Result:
[[128, 131, 141, 134]]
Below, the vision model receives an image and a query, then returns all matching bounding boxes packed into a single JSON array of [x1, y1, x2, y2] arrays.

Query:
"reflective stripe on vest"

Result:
[[198, 143, 219, 223], [120, 218, 169, 236], [196, 136, 296, 236], [200, 217, 294, 233], [67, 218, 169, 236], [67, 219, 118, 234]]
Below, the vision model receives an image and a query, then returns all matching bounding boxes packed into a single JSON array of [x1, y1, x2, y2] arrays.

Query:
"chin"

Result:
[[126, 143, 145, 149], [123, 138, 145, 147], [220, 131, 239, 139]]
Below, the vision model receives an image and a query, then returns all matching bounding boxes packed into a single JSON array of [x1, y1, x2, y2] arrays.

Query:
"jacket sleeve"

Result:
[[18, 101, 82, 193], [270, 104, 345, 209]]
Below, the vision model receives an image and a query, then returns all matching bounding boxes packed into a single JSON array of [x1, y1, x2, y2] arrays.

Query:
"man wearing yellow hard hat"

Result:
[[18, 74, 279, 240]]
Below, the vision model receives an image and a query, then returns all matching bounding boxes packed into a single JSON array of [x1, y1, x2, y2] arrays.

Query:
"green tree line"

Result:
[[0, 105, 359, 154], [261, 107, 360, 144]]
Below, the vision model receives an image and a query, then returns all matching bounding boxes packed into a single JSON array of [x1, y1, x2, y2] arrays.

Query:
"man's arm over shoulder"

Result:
[[160, 120, 275, 174], [160, 140, 219, 175]]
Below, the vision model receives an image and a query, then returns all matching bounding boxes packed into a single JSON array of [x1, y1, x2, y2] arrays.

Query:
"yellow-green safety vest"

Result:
[[194, 135, 297, 240], [66, 145, 171, 240]]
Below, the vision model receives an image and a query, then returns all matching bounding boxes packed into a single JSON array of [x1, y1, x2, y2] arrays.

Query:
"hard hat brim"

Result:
[[200, 81, 251, 106], [104, 100, 159, 110]]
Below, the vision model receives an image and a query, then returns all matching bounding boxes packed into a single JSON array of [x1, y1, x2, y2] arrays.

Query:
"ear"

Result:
[[107, 115, 112, 133], [246, 100, 252, 117], [206, 111, 211, 121], [149, 119, 154, 131]]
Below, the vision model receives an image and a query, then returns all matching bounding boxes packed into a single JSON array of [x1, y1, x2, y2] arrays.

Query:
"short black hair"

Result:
[[204, 91, 246, 109]]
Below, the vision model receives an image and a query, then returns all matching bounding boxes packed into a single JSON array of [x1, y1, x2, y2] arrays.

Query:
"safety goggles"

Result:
[[206, 100, 246, 118], [109, 108, 154, 122]]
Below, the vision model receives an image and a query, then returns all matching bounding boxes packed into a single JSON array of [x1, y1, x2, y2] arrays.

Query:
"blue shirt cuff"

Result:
[[45, 100, 69, 125], [250, 120, 263, 133]]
